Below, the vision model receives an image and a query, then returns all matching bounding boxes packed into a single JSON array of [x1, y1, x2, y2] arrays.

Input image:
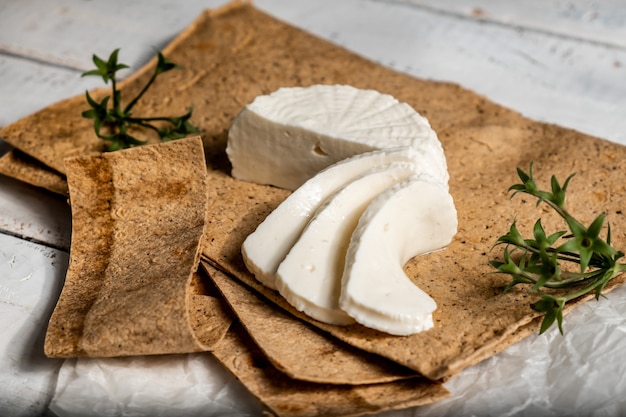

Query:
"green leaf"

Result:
[[588, 213, 606, 239], [547, 230, 567, 245], [550, 175, 567, 208], [531, 295, 564, 334], [496, 221, 526, 247], [533, 219, 547, 243], [491, 162, 626, 335], [107, 48, 129, 76], [561, 173, 575, 196], [82, 49, 129, 84], [539, 308, 558, 334], [517, 165, 530, 184], [82, 48, 195, 151], [81, 68, 104, 78], [81, 92, 111, 138], [155, 52, 178, 74]]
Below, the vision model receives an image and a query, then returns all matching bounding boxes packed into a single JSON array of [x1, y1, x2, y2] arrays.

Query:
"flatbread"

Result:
[[44, 137, 229, 357], [0, 150, 68, 195], [0, 0, 623, 402], [211, 323, 449, 417], [203, 261, 417, 385], [188, 270, 234, 350], [199, 140, 626, 381]]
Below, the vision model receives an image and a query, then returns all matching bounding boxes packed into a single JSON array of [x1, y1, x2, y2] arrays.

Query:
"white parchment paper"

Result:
[[48, 284, 626, 417], [49, 354, 263, 417]]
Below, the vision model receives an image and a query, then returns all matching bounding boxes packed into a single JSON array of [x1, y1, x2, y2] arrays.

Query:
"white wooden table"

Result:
[[2, 1, 626, 416]]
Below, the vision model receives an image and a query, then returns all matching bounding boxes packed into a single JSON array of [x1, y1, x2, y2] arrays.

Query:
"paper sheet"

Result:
[[50, 354, 263, 417], [47, 284, 626, 417]]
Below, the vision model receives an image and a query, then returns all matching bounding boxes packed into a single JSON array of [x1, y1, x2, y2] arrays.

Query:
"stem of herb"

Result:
[[81, 49, 198, 151], [491, 162, 626, 334]]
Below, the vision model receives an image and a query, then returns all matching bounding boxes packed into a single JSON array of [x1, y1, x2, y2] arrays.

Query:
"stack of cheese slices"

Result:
[[227, 84, 458, 336]]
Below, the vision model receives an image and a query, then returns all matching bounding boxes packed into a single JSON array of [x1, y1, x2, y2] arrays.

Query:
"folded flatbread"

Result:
[[0, 150, 68, 195], [211, 323, 449, 417], [44, 137, 232, 357], [203, 261, 418, 385]]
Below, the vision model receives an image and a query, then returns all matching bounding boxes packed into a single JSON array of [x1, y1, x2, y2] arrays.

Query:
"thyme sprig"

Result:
[[81, 49, 198, 151], [490, 163, 626, 334]]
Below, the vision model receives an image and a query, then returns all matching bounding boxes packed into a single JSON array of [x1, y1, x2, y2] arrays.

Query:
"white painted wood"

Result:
[[0, 234, 67, 417], [400, 0, 626, 48], [0, 174, 71, 251], [259, 0, 626, 145], [0, 0, 225, 72], [0, 55, 99, 130]]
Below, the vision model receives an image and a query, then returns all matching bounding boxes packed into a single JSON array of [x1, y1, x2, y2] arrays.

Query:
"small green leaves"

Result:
[[531, 295, 565, 334], [492, 163, 625, 335], [82, 48, 129, 84], [558, 213, 617, 272], [157, 108, 199, 142], [155, 52, 178, 75], [81, 49, 198, 151], [82, 92, 110, 136]]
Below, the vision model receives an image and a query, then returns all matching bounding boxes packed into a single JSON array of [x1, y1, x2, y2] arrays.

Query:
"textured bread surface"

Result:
[[2, 1, 625, 413]]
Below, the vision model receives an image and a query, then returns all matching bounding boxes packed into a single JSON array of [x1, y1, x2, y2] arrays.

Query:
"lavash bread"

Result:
[[0, 1, 624, 415], [211, 323, 449, 417], [204, 262, 419, 385], [44, 137, 222, 357]]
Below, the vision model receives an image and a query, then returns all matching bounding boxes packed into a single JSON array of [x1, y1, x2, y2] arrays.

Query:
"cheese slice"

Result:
[[340, 177, 458, 335], [227, 84, 446, 190], [242, 146, 447, 290], [275, 162, 416, 325]]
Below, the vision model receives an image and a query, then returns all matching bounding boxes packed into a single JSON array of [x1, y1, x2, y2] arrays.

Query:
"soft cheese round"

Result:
[[232, 84, 457, 336], [227, 84, 447, 190]]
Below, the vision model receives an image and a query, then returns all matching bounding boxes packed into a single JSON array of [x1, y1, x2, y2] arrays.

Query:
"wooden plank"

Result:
[[0, 173, 71, 251], [0, 0, 223, 72], [0, 55, 98, 127], [2, 0, 625, 143], [402, 0, 626, 48], [261, 0, 626, 145], [0, 234, 67, 417]]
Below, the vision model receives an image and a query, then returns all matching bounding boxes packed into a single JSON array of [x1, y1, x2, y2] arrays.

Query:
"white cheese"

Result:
[[226, 84, 446, 190], [241, 146, 448, 290], [339, 177, 458, 335], [232, 84, 458, 336], [275, 162, 416, 325]]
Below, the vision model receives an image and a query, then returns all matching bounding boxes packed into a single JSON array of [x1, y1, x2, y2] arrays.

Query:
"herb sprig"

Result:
[[490, 163, 626, 334], [81, 49, 198, 151]]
